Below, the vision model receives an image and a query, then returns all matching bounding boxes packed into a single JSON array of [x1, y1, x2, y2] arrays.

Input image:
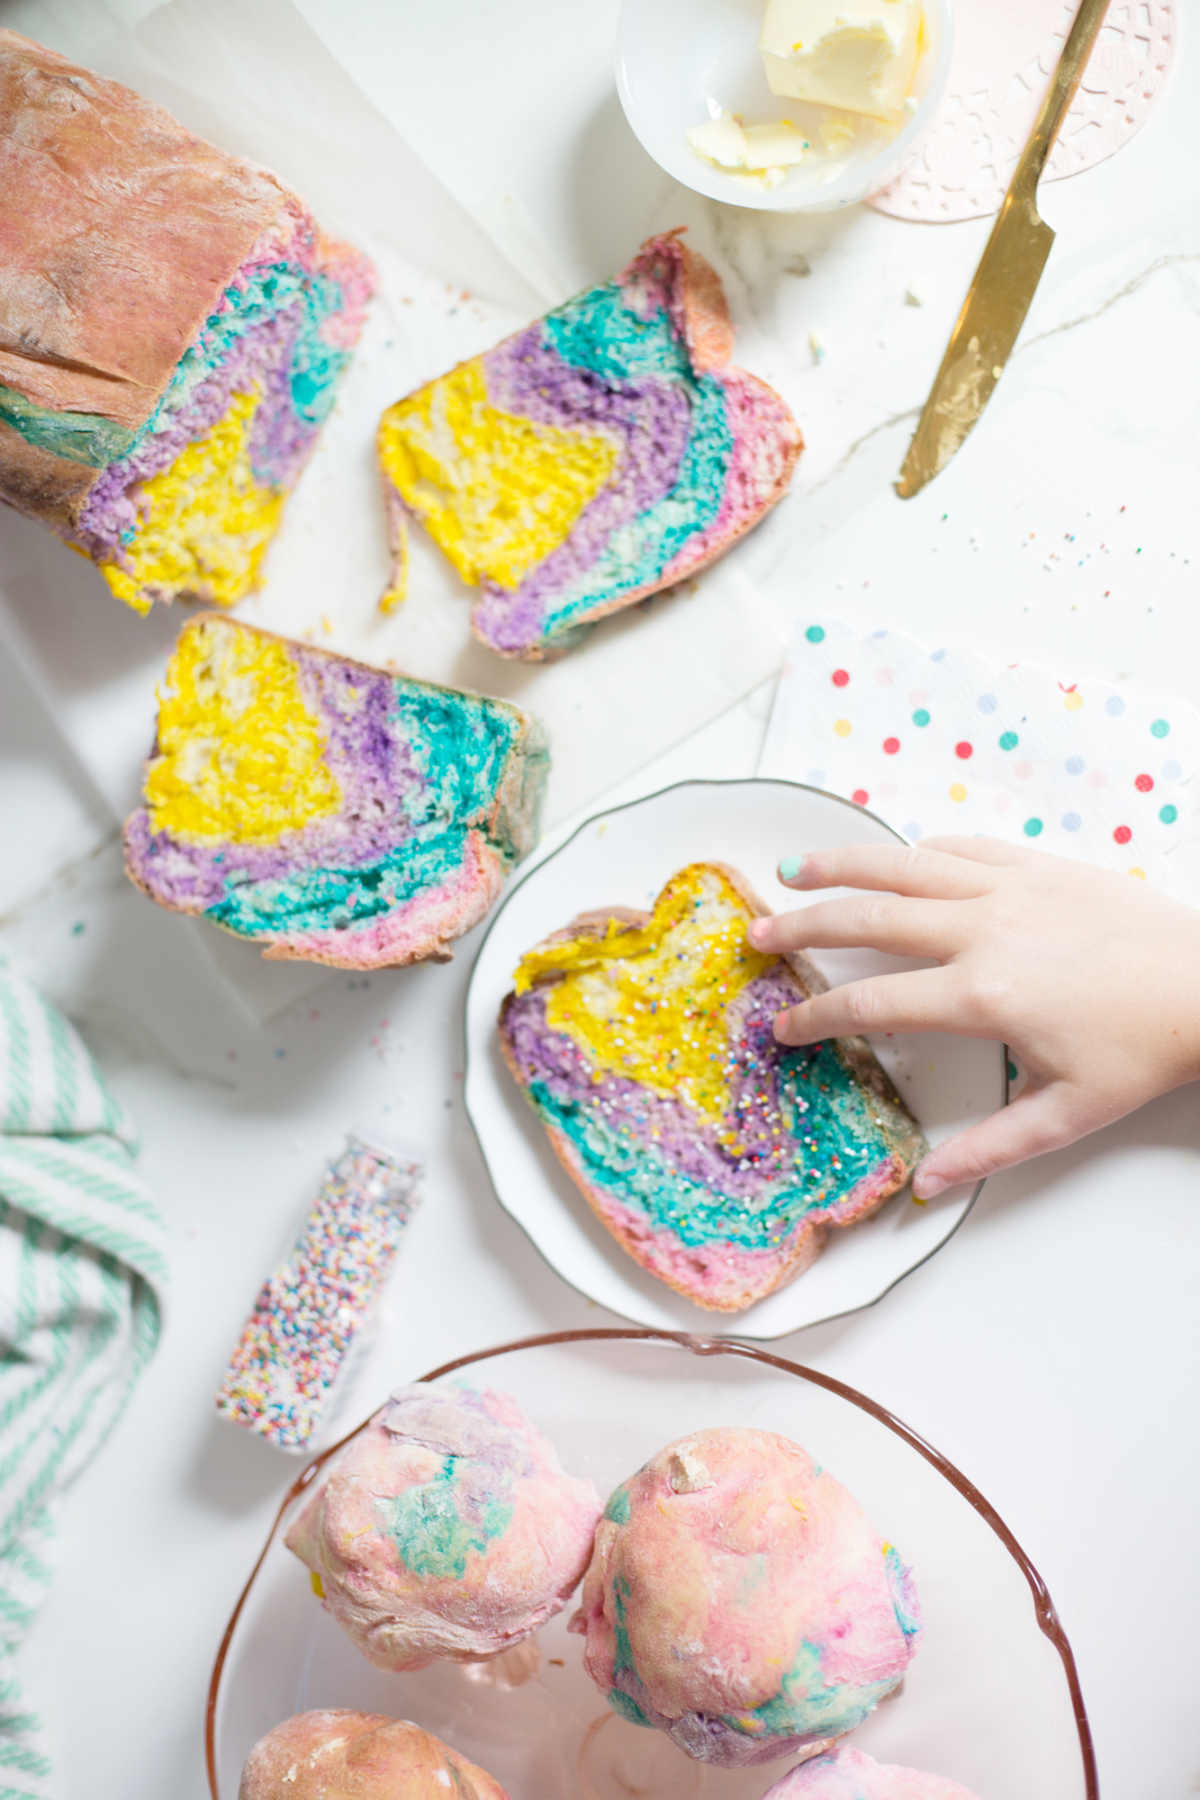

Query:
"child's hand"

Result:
[[747, 837, 1200, 1198]]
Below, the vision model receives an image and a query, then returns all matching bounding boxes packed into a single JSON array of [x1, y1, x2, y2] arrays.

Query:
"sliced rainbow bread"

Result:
[[377, 231, 801, 660], [0, 31, 373, 613], [499, 863, 925, 1311], [123, 616, 548, 968]]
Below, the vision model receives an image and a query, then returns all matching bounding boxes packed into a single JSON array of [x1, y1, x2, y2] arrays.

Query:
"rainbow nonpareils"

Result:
[[216, 1137, 422, 1450]]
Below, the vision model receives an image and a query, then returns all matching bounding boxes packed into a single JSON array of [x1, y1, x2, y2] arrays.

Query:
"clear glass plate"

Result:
[[207, 1331, 1096, 1800], [464, 779, 1008, 1338]]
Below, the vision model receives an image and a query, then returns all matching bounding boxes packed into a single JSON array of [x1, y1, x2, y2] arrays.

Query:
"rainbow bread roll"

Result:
[[499, 863, 926, 1312], [377, 231, 802, 659], [763, 1747, 983, 1799], [0, 32, 372, 613], [239, 1712, 509, 1799], [122, 616, 548, 968], [285, 1384, 601, 1670], [572, 1428, 920, 1768]]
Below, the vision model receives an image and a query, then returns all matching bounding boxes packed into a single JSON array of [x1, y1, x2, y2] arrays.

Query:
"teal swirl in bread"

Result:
[[123, 616, 548, 969], [377, 231, 801, 659]]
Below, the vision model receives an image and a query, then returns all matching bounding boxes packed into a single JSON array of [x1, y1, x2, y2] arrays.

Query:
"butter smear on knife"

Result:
[[760, 0, 922, 123]]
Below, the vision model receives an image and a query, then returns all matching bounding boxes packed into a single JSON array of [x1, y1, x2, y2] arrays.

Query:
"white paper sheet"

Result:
[[0, 0, 790, 1018]]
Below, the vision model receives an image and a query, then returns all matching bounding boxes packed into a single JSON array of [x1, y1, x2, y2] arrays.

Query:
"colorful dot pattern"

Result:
[[761, 621, 1196, 887]]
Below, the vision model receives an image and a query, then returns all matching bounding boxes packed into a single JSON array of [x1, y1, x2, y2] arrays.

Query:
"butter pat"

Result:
[[687, 110, 812, 177], [760, 0, 922, 124]]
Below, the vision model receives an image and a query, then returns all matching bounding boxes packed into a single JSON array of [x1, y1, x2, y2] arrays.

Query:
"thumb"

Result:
[[913, 1083, 1082, 1199]]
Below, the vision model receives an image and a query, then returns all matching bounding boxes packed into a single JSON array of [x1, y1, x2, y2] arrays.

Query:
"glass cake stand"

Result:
[[207, 1330, 1095, 1800]]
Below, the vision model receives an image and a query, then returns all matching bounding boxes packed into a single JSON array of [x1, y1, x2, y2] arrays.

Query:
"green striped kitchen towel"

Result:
[[0, 958, 167, 1798]]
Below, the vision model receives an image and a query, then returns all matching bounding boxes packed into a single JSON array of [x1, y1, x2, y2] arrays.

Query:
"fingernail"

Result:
[[747, 919, 769, 946], [772, 1009, 793, 1043], [913, 1170, 947, 1200], [778, 856, 806, 884]]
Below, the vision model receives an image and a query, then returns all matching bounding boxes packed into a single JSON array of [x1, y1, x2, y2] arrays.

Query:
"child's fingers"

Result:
[[773, 968, 962, 1045], [919, 834, 1033, 867], [912, 1084, 1076, 1197], [749, 896, 958, 960], [779, 844, 995, 901]]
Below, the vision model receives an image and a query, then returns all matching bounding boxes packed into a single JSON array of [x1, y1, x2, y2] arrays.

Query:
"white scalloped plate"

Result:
[[464, 779, 1007, 1338]]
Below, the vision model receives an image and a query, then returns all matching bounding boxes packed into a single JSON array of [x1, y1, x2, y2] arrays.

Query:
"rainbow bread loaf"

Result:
[[123, 616, 548, 968], [499, 863, 926, 1312], [239, 1712, 510, 1800], [762, 1748, 983, 1799], [574, 1428, 921, 1767], [377, 231, 801, 659], [284, 1384, 601, 1671], [0, 31, 373, 613]]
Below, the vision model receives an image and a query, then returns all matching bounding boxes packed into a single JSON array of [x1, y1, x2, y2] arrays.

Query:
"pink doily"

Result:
[[870, 0, 1178, 222]]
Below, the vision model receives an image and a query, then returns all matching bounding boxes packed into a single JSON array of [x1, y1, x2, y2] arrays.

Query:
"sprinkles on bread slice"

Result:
[[498, 862, 926, 1312]]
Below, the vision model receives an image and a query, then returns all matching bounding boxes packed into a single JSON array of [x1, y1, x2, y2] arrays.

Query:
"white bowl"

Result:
[[616, 0, 953, 212]]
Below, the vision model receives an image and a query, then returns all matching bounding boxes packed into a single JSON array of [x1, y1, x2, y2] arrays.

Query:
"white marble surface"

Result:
[[1, 4, 1198, 1798]]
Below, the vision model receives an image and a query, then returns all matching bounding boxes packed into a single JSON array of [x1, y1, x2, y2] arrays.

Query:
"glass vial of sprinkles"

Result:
[[215, 1134, 423, 1453]]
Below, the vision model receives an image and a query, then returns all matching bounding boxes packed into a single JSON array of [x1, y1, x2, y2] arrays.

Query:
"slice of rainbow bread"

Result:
[[123, 617, 548, 969], [377, 232, 801, 661], [0, 32, 373, 613], [499, 864, 926, 1312]]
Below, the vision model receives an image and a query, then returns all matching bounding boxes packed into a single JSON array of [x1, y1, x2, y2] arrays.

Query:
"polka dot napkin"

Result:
[[760, 620, 1197, 896]]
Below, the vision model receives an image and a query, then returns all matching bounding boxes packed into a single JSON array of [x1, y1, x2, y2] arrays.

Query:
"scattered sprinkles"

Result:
[[215, 1137, 423, 1450]]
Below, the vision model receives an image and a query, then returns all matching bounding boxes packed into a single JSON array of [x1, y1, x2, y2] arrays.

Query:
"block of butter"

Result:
[[760, 0, 922, 124]]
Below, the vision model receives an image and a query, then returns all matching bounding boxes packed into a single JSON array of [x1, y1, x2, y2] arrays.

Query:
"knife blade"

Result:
[[896, 0, 1113, 499]]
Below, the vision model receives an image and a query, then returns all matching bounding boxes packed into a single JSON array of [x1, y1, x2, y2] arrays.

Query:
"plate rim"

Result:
[[462, 776, 1009, 1340], [204, 1326, 1097, 1800]]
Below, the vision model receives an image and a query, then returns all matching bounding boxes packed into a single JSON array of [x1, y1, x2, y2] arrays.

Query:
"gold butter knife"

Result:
[[896, 0, 1112, 499]]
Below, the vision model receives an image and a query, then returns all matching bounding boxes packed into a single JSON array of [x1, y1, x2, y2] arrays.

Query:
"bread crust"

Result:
[[122, 614, 546, 971], [498, 861, 927, 1312], [0, 30, 301, 530]]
